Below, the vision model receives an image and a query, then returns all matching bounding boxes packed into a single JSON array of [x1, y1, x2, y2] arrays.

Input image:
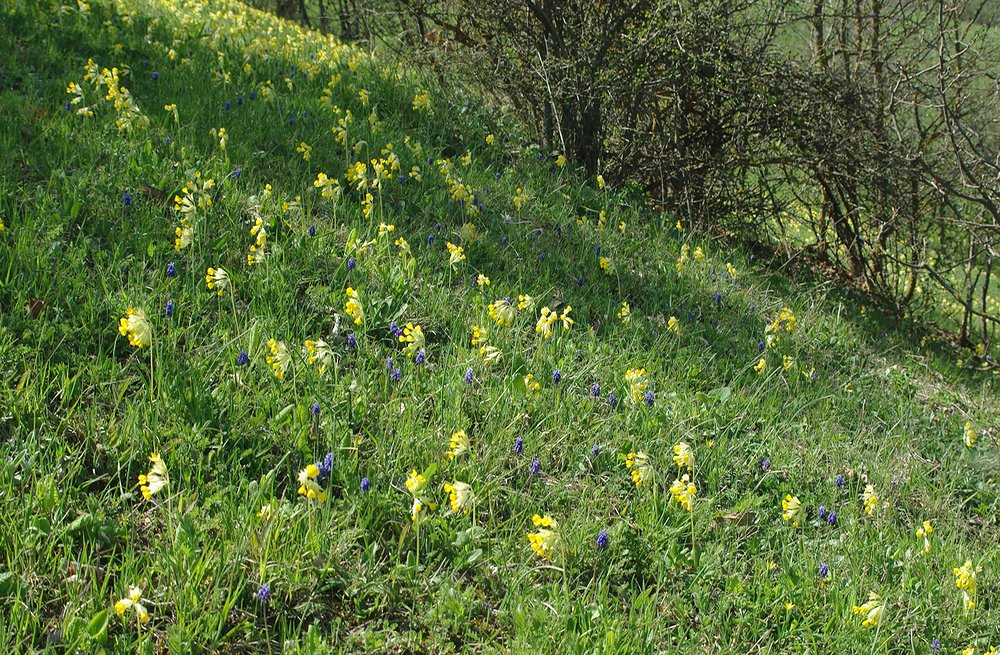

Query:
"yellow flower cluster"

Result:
[[765, 307, 798, 347], [672, 442, 694, 471], [852, 592, 884, 628], [443, 481, 474, 513], [964, 421, 977, 447], [304, 339, 334, 375], [618, 301, 631, 324], [488, 298, 517, 327], [625, 451, 654, 488], [266, 339, 290, 380], [138, 453, 168, 500], [115, 586, 150, 625], [915, 520, 933, 554], [313, 172, 341, 201], [406, 469, 436, 523], [205, 266, 231, 296], [297, 464, 327, 503], [625, 368, 648, 403], [781, 494, 801, 527], [527, 514, 559, 560], [953, 559, 977, 610], [248, 217, 267, 265], [344, 287, 364, 325], [861, 484, 878, 516], [447, 430, 470, 459], [446, 241, 466, 268], [399, 323, 425, 357], [669, 474, 697, 511], [118, 307, 152, 349]]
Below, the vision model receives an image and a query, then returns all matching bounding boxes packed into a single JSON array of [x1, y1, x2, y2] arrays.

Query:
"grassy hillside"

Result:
[[0, 0, 997, 652]]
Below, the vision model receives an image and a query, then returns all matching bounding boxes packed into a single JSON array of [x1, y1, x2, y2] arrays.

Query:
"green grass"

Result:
[[0, 0, 998, 652]]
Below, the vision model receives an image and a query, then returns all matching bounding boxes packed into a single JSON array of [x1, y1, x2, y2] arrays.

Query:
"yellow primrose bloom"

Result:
[[596, 174, 606, 190], [304, 339, 334, 374], [517, 294, 535, 312], [669, 474, 697, 511], [964, 421, 977, 447], [488, 298, 517, 327], [378, 222, 395, 238], [524, 373, 541, 396], [211, 127, 228, 151], [782, 354, 795, 371], [726, 262, 737, 277], [618, 301, 631, 324], [625, 451, 654, 488], [852, 592, 884, 628], [297, 464, 328, 503], [560, 306, 574, 332], [118, 307, 152, 349], [258, 504, 273, 520], [527, 514, 559, 560], [599, 257, 613, 275], [954, 559, 977, 610], [447, 430, 470, 459], [137, 453, 168, 500], [406, 468, 436, 522], [205, 266, 231, 296], [476, 274, 490, 288], [345, 287, 364, 325], [174, 218, 193, 251], [479, 345, 502, 365], [443, 481, 474, 513], [672, 442, 694, 471], [693, 246, 705, 261], [963, 647, 975, 655], [625, 368, 648, 403], [915, 520, 933, 554], [754, 358, 767, 376], [765, 307, 798, 347], [676, 243, 690, 272], [485, 134, 495, 146], [266, 339, 291, 380], [358, 88, 370, 105], [471, 324, 490, 347], [412, 90, 431, 112], [446, 241, 466, 268], [399, 323, 425, 357], [114, 585, 150, 625], [556, 154, 566, 168], [313, 172, 341, 201], [861, 484, 878, 516], [394, 236, 411, 258], [512, 188, 528, 212], [0, 216, 5, 232], [781, 494, 802, 527], [535, 306, 557, 339], [667, 316, 680, 335]]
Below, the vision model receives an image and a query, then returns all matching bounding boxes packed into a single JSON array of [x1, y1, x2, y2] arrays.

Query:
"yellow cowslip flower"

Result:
[[399, 323, 425, 357], [460, 222, 476, 243], [915, 520, 933, 554], [512, 188, 528, 212], [248, 218, 267, 266], [619, 221, 626, 233], [667, 316, 680, 335], [754, 358, 767, 376], [535, 306, 556, 339], [266, 339, 290, 380], [560, 306, 574, 332], [258, 504, 272, 520], [618, 301, 631, 324], [488, 298, 517, 327], [676, 243, 690, 272], [485, 134, 495, 146], [163, 103, 178, 123], [517, 294, 535, 312], [598, 211, 608, 228], [479, 345, 502, 365], [460, 150, 472, 167], [0, 216, 5, 232], [406, 469, 436, 523], [669, 474, 697, 510], [118, 307, 152, 349], [304, 339, 334, 374], [443, 481, 474, 513], [412, 90, 431, 112], [296, 142, 312, 161], [394, 236, 411, 259], [447, 430, 470, 459], [446, 241, 465, 268], [358, 88, 370, 105], [781, 494, 802, 527], [962, 646, 976, 655], [297, 463, 328, 503], [861, 484, 878, 516], [523, 373, 541, 396], [115, 586, 149, 625], [138, 453, 168, 500], [599, 257, 613, 275], [765, 307, 798, 347], [964, 421, 977, 447], [205, 266, 231, 296], [782, 354, 794, 371], [378, 222, 395, 238], [625, 451, 654, 488], [471, 325, 490, 347], [476, 274, 490, 289], [345, 287, 364, 325], [852, 592, 884, 628], [211, 127, 227, 151], [174, 218, 193, 251], [556, 154, 566, 168], [625, 368, 648, 403], [693, 246, 705, 262], [313, 172, 341, 201], [672, 442, 694, 471], [596, 174, 606, 190], [726, 262, 737, 278], [954, 559, 977, 610], [527, 514, 559, 560]]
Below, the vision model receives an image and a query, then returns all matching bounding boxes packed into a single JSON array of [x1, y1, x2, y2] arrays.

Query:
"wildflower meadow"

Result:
[[0, 0, 997, 652]]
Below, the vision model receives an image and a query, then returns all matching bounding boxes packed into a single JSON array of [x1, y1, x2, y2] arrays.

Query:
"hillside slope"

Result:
[[0, 0, 997, 652]]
